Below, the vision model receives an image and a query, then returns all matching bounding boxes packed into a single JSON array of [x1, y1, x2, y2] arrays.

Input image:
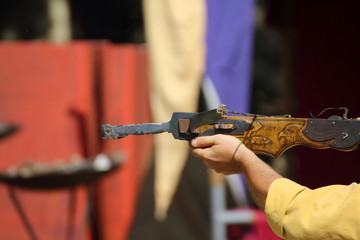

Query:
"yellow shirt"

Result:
[[265, 178, 360, 240]]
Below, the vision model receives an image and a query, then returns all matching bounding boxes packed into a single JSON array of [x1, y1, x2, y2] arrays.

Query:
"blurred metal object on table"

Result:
[[0, 152, 123, 190], [0, 152, 123, 240], [0, 122, 20, 140]]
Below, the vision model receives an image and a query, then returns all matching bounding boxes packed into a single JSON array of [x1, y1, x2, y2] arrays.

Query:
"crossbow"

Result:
[[101, 105, 360, 158]]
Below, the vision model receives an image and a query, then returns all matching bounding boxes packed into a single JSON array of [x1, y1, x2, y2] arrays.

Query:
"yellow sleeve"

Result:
[[265, 178, 360, 240]]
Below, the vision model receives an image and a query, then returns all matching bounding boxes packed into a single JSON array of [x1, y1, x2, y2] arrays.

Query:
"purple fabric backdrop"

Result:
[[205, 0, 255, 112]]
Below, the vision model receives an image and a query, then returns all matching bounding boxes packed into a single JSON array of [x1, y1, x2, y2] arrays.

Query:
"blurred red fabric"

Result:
[[0, 41, 95, 240]]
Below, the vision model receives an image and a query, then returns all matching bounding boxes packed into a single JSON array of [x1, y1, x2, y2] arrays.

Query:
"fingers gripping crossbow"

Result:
[[101, 105, 360, 158]]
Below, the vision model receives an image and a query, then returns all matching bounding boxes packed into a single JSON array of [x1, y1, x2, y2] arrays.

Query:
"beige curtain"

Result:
[[143, 0, 206, 220]]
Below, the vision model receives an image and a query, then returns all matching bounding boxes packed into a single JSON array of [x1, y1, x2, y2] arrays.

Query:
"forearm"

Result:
[[234, 147, 282, 210]]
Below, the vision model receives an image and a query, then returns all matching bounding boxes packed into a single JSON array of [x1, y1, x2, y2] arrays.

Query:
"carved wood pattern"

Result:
[[232, 117, 308, 157]]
